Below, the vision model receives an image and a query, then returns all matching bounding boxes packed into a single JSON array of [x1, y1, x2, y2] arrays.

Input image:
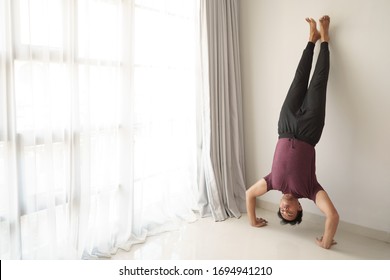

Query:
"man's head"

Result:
[[278, 194, 303, 225]]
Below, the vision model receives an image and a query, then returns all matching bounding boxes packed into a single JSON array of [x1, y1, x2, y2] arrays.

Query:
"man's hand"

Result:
[[316, 236, 337, 249], [315, 191, 339, 249], [251, 217, 268, 227], [246, 179, 269, 228]]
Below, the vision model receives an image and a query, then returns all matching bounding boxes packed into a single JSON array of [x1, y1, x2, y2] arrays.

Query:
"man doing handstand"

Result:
[[245, 15, 339, 249]]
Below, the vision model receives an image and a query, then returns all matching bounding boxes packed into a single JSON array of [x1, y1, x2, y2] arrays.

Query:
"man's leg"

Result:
[[306, 41, 330, 115], [298, 16, 330, 146], [278, 18, 319, 136]]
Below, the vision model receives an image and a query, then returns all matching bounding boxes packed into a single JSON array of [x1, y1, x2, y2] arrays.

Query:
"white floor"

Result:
[[112, 208, 390, 260]]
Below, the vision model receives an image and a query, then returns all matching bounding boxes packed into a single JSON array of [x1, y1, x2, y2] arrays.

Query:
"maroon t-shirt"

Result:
[[264, 138, 323, 201]]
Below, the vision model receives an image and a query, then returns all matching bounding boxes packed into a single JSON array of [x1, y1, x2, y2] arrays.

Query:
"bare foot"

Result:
[[305, 17, 320, 43], [319, 15, 330, 42]]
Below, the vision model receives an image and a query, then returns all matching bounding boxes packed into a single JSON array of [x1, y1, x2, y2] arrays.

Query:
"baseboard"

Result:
[[256, 199, 390, 244]]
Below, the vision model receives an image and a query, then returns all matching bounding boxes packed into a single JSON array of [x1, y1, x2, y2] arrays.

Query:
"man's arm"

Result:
[[315, 190, 339, 249], [246, 178, 269, 227]]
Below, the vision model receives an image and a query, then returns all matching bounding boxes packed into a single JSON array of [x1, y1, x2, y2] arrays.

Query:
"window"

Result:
[[12, 0, 127, 216], [1, 0, 198, 259]]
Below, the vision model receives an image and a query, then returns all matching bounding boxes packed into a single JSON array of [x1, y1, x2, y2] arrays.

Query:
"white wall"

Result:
[[240, 0, 390, 233]]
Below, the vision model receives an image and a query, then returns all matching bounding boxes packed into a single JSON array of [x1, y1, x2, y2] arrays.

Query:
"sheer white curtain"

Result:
[[131, 0, 198, 238], [0, 0, 197, 259]]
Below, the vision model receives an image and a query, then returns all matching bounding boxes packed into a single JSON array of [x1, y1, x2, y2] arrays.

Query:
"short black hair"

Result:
[[277, 209, 303, 225]]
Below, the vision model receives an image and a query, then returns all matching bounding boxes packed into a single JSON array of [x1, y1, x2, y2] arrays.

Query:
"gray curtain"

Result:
[[198, 0, 246, 221]]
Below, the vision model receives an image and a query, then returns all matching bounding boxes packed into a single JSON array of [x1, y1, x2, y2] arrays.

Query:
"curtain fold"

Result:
[[198, 0, 246, 221]]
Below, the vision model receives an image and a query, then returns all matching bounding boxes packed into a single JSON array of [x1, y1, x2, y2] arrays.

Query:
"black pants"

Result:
[[278, 42, 330, 146]]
